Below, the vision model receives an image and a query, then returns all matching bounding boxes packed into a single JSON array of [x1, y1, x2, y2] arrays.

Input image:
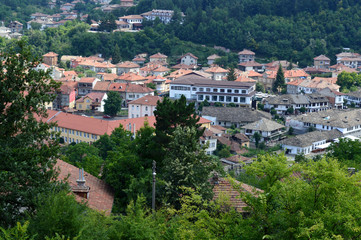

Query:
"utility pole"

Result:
[[152, 160, 156, 211]]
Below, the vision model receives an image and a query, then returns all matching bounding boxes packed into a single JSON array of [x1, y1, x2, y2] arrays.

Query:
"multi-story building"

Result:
[[43, 52, 58, 66], [313, 55, 330, 69], [78, 77, 100, 96], [169, 74, 256, 107], [179, 53, 198, 66], [128, 95, 162, 118], [141, 9, 184, 24], [75, 92, 108, 112], [238, 49, 255, 63]]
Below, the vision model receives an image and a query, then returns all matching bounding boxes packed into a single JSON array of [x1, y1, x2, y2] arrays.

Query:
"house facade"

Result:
[[128, 95, 162, 118], [170, 74, 256, 107], [242, 118, 286, 143], [78, 77, 100, 96], [179, 53, 198, 66], [313, 55, 330, 69], [238, 49, 255, 63], [76, 92, 108, 112]]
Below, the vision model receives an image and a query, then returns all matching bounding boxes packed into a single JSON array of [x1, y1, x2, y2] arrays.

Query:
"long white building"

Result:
[[169, 74, 256, 107]]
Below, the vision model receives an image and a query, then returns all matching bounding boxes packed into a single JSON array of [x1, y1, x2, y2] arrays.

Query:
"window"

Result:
[[239, 97, 245, 103], [205, 95, 210, 101], [145, 106, 148, 111], [220, 89, 225, 93], [87, 133, 89, 138], [65, 137, 67, 142], [234, 97, 238, 102], [199, 88, 204, 91], [132, 105, 134, 109], [234, 90, 239, 93], [242, 90, 246, 94], [86, 99, 90, 103], [219, 96, 225, 101], [172, 86, 190, 91], [198, 95, 204, 101], [227, 89, 232, 93], [80, 132, 82, 137], [213, 89, 218, 92], [76, 131, 78, 136], [212, 96, 217, 101], [206, 88, 211, 92], [226, 96, 232, 102], [192, 87, 197, 91]]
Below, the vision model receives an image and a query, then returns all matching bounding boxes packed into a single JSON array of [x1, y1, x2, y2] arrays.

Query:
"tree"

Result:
[[146, 82, 156, 89], [327, 138, 361, 169], [104, 91, 122, 116], [111, 44, 121, 64], [299, 106, 306, 113], [98, 14, 117, 32], [253, 131, 261, 148], [161, 126, 218, 208], [256, 82, 265, 92], [272, 64, 285, 93], [226, 67, 237, 81], [0, 40, 61, 227], [154, 95, 203, 153], [286, 106, 294, 115]]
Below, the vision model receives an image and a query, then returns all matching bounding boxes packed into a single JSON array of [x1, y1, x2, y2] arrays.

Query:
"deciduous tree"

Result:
[[104, 91, 122, 116]]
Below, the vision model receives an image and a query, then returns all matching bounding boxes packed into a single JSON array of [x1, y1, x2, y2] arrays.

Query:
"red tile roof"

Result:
[[55, 160, 114, 215], [116, 61, 140, 68], [238, 49, 255, 55], [79, 77, 98, 83], [314, 55, 330, 61], [238, 61, 263, 67], [205, 66, 228, 73], [116, 72, 146, 82], [212, 177, 262, 212], [128, 95, 163, 106], [93, 81, 111, 91], [180, 52, 198, 60], [150, 52, 167, 59], [43, 52, 58, 57]]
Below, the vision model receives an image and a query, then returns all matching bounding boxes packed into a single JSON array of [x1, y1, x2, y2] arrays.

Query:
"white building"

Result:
[[344, 90, 361, 107], [200, 129, 217, 155], [242, 118, 286, 142], [141, 9, 184, 24], [128, 95, 162, 118], [287, 109, 361, 137], [170, 74, 256, 107], [179, 53, 198, 66], [282, 130, 342, 155]]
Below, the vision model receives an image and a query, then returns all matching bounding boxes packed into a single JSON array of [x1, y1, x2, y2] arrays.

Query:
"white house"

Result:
[[179, 53, 198, 66], [344, 90, 361, 107], [200, 129, 217, 155], [128, 95, 162, 118], [170, 74, 256, 107], [238, 49, 255, 63], [205, 66, 228, 81], [242, 118, 286, 142], [282, 130, 342, 155], [287, 109, 361, 137]]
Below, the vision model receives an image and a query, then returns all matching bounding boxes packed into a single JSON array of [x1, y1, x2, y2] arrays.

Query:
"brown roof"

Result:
[[284, 69, 309, 78], [98, 73, 118, 81], [76, 92, 106, 103], [79, 77, 98, 83], [313, 55, 330, 61], [93, 81, 111, 91], [109, 83, 154, 93], [56, 160, 114, 215], [205, 66, 228, 73], [171, 63, 197, 69], [116, 61, 140, 68], [180, 52, 198, 60], [235, 75, 256, 83], [247, 70, 263, 77], [207, 54, 220, 60], [116, 72, 146, 82], [234, 133, 249, 142], [238, 61, 263, 67], [43, 52, 58, 57], [238, 49, 255, 55], [128, 95, 163, 106], [150, 52, 167, 59], [212, 177, 262, 212]]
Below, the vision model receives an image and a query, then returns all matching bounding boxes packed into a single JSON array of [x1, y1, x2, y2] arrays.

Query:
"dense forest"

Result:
[[2, 0, 361, 66]]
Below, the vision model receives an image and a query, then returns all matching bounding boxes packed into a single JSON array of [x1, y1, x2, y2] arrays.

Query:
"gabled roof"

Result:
[[43, 52, 58, 57], [207, 54, 220, 60], [202, 107, 271, 123], [180, 52, 198, 60], [247, 70, 263, 77], [235, 75, 256, 83], [238, 49, 255, 55], [212, 177, 262, 212], [119, 15, 143, 19], [76, 92, 106, 103], [242, 118, 285, 132], [282, 130, 342, 148], [238, 61, 262, 67], [150, 52, 167, 59], [56, 160, 114, 215], [128, 95, 162, 106], [314, 55, 330, 61], [79, 77, 98, 83], [205, 66, 228, 73], [284, 69, 309, 78], [116, 72, 146, 82], [172, 75, 255, 89], [116, 61, 140, 68], [93, 81, 111, 91]]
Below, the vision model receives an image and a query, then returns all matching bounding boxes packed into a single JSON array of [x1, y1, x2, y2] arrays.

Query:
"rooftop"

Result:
[[238, 49, 255, 55], [242, 118, 285, 131], [171, 75, 255, 89], [282, 130, 342, 148], [128, 95, 163, 106], [202, 107, 271, 123]]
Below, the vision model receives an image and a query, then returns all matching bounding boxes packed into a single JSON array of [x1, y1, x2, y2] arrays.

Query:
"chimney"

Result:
[[72, 168, 90, 199]]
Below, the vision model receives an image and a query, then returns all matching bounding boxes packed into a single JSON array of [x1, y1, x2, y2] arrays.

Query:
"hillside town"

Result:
[[3, 0, 361, 238]]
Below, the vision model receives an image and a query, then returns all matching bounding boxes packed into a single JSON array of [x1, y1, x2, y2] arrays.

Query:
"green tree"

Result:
[[286, 106, 294, 115], [256, 82, 265, 92], [60, 142, 103, 177], [161, 126, 218, 208], [272, 64, 285, 93], [104, 91, 122, 116], [299, 106, 306, 113], [327, 138, 361, 169], [0, 40, 61, 226], [154, 95, 203, 155], [226, 67, 237, 81], [146, 82, 156, 89], [111, 44, 121, 64], [253, 131, 261, 148]]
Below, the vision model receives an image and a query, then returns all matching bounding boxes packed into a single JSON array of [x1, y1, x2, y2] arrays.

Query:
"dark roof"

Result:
[[265, 93, 329, 105], [234, 133, 249, 142], [171, 75, 255, 89], [282, 130, 342, 148], [242, 118, 285, 132], [202, 107, 271, 123]]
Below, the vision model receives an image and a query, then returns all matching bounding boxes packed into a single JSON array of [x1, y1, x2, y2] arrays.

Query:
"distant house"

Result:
[[53, 81, 77, 110], [238, 49, 255, 63], [8, 21, 23, 33], [238, 61, 263, 72], [200, 128, 217, 155], [318, 87, 344, 109], [313, 55, 330, 69], [282, 130, 342, 155], [344, 89, 361, 107], [43, 52, 58, 66], [205, 66, 228, 81], [242, 118, 286, 142], [115, 72, 147, 84], [118, 15, 143, 30], [287, 77, 340, 94], [179, 53, 198, 66], [287, 108, 361, 137], [141, 9, 184, 24], [108, 83, 154, 106], [202, 106, 271, 128], [76, 92, 108, 112], [78, 77, 100, 96], [149, 52, 167, 64], [263, 93, 331, 115], [207, 54, 220, 65], [116, 61, 140, 75], [128, 95, 162, 118]]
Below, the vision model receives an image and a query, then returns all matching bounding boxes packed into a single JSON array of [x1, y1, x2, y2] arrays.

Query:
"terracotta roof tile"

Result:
[[128, 95, 163, 106], [150, 52, 167, 59], [238, 49, 255, 55]]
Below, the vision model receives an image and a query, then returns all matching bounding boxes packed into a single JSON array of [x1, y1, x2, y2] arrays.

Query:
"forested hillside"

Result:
[[129, 0, 361, 66]]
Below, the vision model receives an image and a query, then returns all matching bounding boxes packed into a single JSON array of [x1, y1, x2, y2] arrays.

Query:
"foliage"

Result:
[[327, 138, 361, 169], [272, 64, 285, 93], [146, 82, 156, 89], [336, 71, 361, 92], [288, 126, 294, 135], [197, 99, 210, 111], [111, 44, 121, 64], [253, 131, 261, 148], [104, 91, 122, 116], [0, 40, 61, 227], [257, 102, 264, 110], [60, 142, 103, 177], [217, 145, 232, 158], [0, 222, 34, 240], [299, 106, 306, 113], [161, 126, 218, 208], [286, 106, 294, 114], [226, 67, 237, 81], [255, 82, 265, 92]]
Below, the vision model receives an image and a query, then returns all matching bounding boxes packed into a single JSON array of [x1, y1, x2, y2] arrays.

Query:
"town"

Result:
[[2, 0, 361, 239]]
